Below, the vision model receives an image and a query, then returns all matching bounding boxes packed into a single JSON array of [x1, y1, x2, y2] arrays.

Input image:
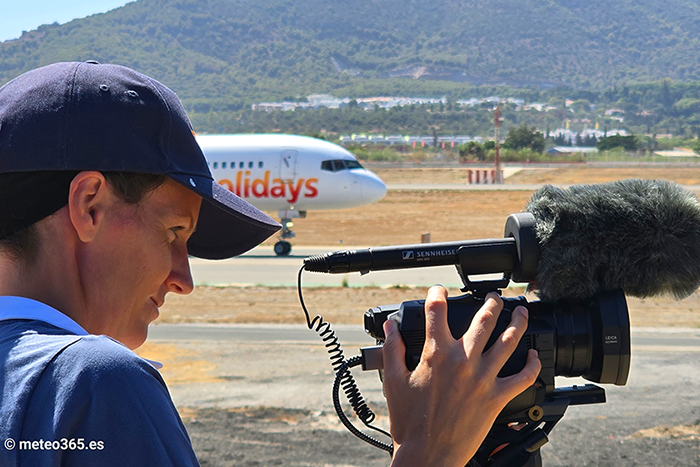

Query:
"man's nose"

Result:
[[167, 242, 194, 295]]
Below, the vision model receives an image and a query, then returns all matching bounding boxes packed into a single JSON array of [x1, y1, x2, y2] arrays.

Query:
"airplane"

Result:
[[196, 134, 387, 256]]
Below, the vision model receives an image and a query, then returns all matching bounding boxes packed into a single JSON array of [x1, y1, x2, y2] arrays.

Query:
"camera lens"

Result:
[[527, 289, 630, 385]]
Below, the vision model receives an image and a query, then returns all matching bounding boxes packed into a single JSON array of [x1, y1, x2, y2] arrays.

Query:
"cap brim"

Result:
[[170, 174, 281, 259]]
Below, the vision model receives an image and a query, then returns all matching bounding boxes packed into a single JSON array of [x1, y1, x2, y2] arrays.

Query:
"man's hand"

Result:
[[382, 285, 541, 466]]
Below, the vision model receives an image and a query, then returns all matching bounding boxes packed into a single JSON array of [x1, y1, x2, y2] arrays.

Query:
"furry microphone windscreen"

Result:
[[526, 179, 700, 301]]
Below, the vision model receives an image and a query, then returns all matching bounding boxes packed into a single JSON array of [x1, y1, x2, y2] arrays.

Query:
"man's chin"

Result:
[[120, 325, 150, 351]]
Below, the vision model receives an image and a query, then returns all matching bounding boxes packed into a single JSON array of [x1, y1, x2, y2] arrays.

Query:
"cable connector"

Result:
[[360, 345, 384, 371]]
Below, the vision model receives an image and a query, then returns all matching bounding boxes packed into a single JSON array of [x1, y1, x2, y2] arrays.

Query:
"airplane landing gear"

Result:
[[273, 240, 292, 256], [273, 215, 297, 256], [273, 210, 305, 256]]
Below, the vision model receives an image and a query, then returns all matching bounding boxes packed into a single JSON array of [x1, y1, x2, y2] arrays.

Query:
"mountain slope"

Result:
[[2, 0, 700, 102]]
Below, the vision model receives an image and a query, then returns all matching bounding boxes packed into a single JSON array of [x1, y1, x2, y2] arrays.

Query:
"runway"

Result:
[[149, 322, 700, 350]]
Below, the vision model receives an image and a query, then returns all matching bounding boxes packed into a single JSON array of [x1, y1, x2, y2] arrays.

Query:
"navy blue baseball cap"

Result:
[[0, 61, 280, 259]]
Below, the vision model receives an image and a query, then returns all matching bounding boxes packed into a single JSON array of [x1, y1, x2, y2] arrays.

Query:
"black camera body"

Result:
[[364, 289, 630, 420]]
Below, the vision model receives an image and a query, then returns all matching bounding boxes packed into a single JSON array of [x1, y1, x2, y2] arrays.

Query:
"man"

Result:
[[0, 62, 540, 466]]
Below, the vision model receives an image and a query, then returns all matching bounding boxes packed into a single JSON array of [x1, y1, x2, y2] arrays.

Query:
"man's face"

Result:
[[82, 178, 202, 349]]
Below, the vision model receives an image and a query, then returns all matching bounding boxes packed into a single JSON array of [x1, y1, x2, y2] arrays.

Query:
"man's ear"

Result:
[[68, 171, 112, 243]]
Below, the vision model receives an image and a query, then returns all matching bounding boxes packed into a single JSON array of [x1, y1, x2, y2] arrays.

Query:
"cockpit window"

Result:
[[321, 159, 364, 172]]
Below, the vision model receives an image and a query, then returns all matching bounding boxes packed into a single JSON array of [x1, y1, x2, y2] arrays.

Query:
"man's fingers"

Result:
[[382, 319, 410, 379], [462, 292, 503, 358], [483, 305, 529, 371], [496, 349, 542, 400], [424, 285, 452, 344]]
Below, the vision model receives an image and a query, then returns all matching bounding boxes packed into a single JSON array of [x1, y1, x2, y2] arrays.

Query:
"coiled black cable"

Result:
[[297, 265, 393, 453], [333, 356, 393, 453]]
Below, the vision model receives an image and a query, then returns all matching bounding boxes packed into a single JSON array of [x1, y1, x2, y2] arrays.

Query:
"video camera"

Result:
[[299, 213, 631, 467]]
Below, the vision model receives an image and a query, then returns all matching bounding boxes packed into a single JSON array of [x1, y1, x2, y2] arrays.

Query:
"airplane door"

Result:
[[280, 149, 298, 181]]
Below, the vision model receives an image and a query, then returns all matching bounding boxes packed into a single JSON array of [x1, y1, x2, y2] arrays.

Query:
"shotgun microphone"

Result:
[[527, 178, 700, 300]]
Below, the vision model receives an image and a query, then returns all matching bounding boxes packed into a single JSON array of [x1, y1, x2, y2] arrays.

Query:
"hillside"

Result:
[[2, 0, 700, 106]]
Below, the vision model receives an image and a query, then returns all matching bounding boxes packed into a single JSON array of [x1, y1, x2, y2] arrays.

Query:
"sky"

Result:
[[0, 0, 134, 42]]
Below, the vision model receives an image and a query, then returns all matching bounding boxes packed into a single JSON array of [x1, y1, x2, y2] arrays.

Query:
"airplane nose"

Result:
[[361, 170, 387, 204]]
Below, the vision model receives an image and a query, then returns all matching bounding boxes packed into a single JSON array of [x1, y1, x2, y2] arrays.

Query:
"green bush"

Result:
[[352, 147, 403, 162], [457, 141, 486, 161]]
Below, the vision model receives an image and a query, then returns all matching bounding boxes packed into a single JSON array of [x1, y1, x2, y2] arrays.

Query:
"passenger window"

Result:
[[222, 162, 227, 169], [213, 162, 218, 169], [248, 161, 254, 169], [239, 161, 244, 169], [258, 161, 263, 168]]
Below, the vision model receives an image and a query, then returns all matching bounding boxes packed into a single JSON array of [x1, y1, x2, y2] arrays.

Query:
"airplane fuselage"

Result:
[[197, 134, 387, 212]]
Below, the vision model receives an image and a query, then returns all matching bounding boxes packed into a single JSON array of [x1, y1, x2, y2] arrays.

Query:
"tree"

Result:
[[458, 141, 486, 161], [596, 135, 638, 151], [694, 139, 700, 155], [673, 98, 700, 117], [662, 80, 673, 111], [504, 124, 545, 153], [552, 133, 570, 146]]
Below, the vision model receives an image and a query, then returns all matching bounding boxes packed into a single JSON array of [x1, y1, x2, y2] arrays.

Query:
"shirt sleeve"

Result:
[[19, 335, 200, 467]]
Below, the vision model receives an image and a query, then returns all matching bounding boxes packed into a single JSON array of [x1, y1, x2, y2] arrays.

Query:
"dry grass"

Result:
[[260, 166, 700, 247], [262, 190, 534, 246], [136, 342, 223, 385], [505, 167, 700, 185], [629, 423, 700, 440]]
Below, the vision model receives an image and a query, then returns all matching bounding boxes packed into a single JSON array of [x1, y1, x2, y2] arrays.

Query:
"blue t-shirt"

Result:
[[0, 314, 200, 466]]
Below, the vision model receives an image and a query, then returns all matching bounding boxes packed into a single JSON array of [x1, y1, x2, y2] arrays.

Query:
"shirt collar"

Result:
[[0, 296, 88, 336], [0, 296, 163, 369]]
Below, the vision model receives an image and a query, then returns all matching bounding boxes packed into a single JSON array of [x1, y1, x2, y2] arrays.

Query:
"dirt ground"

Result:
[[261, 190, 534, 246], [505, 167, 700, 185], [260, 166, 700, 247], [157, 285, 700, 328], [180, 406, 700, 467]]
